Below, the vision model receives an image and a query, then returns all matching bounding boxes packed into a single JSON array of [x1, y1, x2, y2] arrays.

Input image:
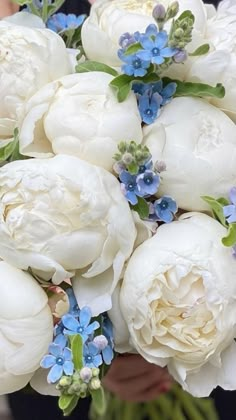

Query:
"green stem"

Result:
[[28, 1, 41, 16], [172, 385, 205, 420], [123, 401, 136, 420], [42, 0, 48, 22]]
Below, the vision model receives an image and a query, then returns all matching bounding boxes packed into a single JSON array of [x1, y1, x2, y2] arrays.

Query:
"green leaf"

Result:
[[141, 73, 160, 83], [124, 42, 142, 56], [110, 74, 133, 102], [127, 162, 139, 175], [202, 196, 228, 227], [70, 334, 83, 371], [59, 394, 77, 411], [163, 78, 225, 99], [131, 197, 149, 219], [75, 61, 118, 77], [222, 223, 236, 247], [189, 43, 210, 56], [12, 0, 31, 5], [177, 10, 195, 23], [91, 387, 106, 416], [59, 394, 79, 417]]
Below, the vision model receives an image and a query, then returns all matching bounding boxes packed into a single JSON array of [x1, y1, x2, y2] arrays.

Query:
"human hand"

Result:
[[103, 354, 173, 402], [0, 0, 19, 18]]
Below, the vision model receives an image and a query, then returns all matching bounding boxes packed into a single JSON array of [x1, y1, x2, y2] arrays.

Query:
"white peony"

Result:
[[81, 0, 207, 67], [0, 155, 136, 315], [0, 261, 53, 394], [18, 72, 142, 172], [165, 0, 236, 121], [143, 97, 236, 211], [0, 14, 71, 146], [116, 212, 236, 397]]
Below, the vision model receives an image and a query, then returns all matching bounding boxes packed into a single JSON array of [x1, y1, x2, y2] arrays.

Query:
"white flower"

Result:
[[0, 261, 53, 394], [143, 97, 236, 211], [18, 72, 142, 172], [0, 155, 136, 315], [165, 0, 236, 121], [0, 15, 71, 146], [81, 0, 206, 67], [116, 212, 236, 397]]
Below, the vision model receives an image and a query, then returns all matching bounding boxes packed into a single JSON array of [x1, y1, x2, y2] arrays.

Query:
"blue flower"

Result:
[[138, 92, 162, 124], [137, 31, 177, 65], [83, 343, 103, 368], [138, 158, 153, 174], [118, 50, 150, 77], [62, 307, 99, 342], [47, 13, 86, 33], [154, 196, 177, 222], [119, 32, 137, 49], [40, 337, 74, 384], [119, 171, 143, 205], [101, 315, 114, 365], [133, 80, 176, 106], [137, 170, 160, 196], [223, 187, 236, 223], [66, 288, 80, 317]]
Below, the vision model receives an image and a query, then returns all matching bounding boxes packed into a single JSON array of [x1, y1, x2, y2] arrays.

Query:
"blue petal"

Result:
[[79, 306, 92, 327], [62, 314, 79, 331], [48, 343, 62, 358], [63, 360, 74, 376], [223, 205, 236, 218], [54, 334, 67, 349], [152, 56, 165, 65], [126, 191, 138, 205], [40, 355, 55, 369], [120, 171, 135, 184], [155, 31, 168, 49], [230, 187, 236, 205], [102, 346, 114, 365], [93, 354, 103, 367], [145, 24, 158, 37], [47, 364, 63, 383], [136, 50, 152, 62], [63, 347, 72, 361], [86, 321, 100, 335], [162, 83, 177, 99], [161, 47, 178, 57], [139, 36, 154, 51], [88, 342, 99, 356]]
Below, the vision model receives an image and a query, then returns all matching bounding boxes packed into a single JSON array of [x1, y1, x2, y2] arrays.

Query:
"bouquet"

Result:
[[0, 0, 236, 418]]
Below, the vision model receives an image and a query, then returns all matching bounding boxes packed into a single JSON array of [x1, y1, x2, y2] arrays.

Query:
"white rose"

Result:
[[0, 15, 71, 146], [0, 155, 136, 315], [18, 72, 142, 172], [0, 261, 53, 394], [116, 212, 236, 397], [143, 97, 236, 211], [81, 0, 206, 67]]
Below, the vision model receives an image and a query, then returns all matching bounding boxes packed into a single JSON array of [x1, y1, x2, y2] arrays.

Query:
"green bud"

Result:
[[174, 28, 184, 38], [166, 1, 179, 20], [92, 368, 100, 377], [122, 152, 134, 165], [127, 142, 137, 153], [90, 378, 101, 390], [118, 142, 127, 154], [59, 376, 73, 387], [80, 391, 87, 398]]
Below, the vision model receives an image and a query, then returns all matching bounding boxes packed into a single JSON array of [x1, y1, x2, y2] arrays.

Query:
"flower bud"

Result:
[[122, 153, 134, 165], [90, 378, 101, 390], [59, 376, 73, 387], [154, 161, 167, 173], [92, 368, 100, 377], [152, 4, 166, 21], [174, 50, 188, 63], [80, 367, 93, 383], [166, 1, 179, 20], [93, 335, 108, 350]]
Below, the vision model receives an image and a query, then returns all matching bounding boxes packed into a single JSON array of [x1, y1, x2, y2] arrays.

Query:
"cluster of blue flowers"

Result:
[[118, 24, 179, 78], [41, 288, 114, 384], [47, 13, 86, 33], [132, 79, 177, 124], [114, 142, 177, 224]]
